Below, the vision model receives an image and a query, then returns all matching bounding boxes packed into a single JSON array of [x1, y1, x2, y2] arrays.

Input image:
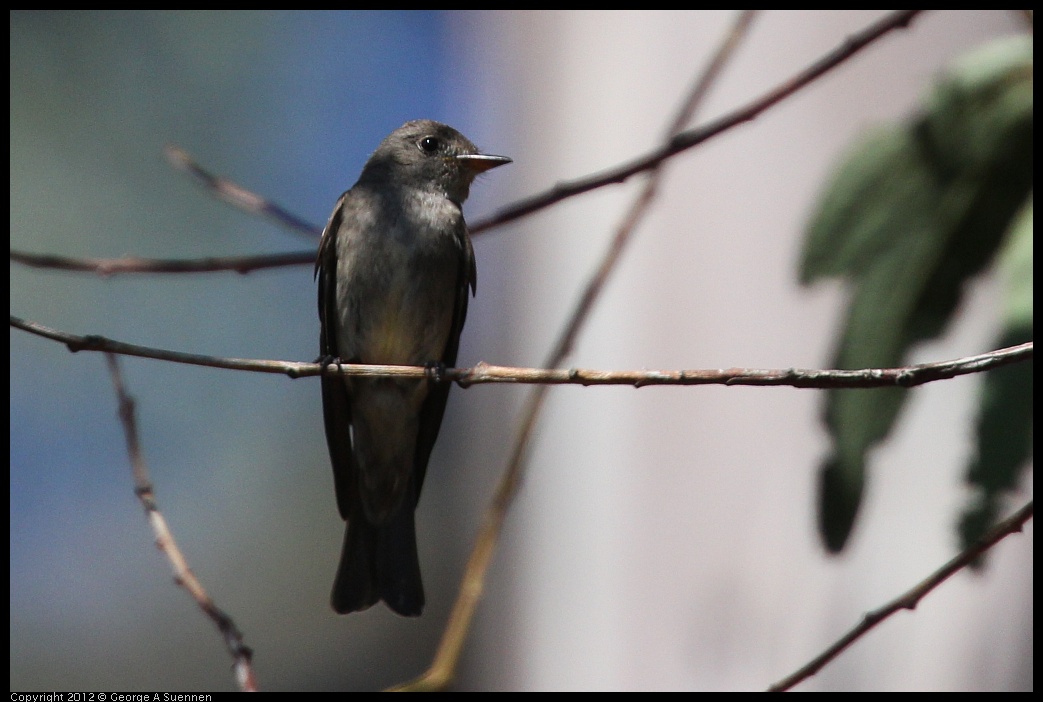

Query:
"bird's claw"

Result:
[[424, 360, 447, 384]]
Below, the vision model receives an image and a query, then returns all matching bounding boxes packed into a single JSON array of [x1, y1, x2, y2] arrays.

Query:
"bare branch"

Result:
[[164, 144, 321, 238], [10, 248, 314, 276], [469, 10, 924, 234], [768, 500, 1034, 692], [104, 353, 258, 692], [12, 314, 299, 374], [12, 317, 1031, 388]]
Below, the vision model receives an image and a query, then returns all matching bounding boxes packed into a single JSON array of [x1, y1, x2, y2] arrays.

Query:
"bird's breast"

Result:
[[335, 228, 461, 367]]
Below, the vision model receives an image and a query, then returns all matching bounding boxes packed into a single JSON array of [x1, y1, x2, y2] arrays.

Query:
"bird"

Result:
[[315, 120, 510, 616]]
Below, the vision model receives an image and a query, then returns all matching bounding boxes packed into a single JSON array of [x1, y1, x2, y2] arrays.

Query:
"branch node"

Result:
[[68, 334, 106, 353]]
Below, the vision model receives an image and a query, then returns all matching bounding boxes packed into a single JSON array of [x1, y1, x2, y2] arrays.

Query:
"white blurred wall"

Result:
[[454, 10, 1032, 691]]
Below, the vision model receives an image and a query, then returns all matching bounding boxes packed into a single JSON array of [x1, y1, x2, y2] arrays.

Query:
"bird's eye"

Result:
[[418, 136, 441, 154]]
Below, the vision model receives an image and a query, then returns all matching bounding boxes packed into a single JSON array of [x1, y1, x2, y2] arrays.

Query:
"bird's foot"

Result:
[[424, 360, 448, 384]]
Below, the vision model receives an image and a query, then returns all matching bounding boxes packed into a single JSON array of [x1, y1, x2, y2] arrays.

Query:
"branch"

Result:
[[11, 315, 1031, 388], [104, 353, 258, 692], [164, 144, 321, 238], [767, 500, 1034, 692], [469, 10, 924, 234], [10, 248, 314, 276], [11, 314, 297, 374]]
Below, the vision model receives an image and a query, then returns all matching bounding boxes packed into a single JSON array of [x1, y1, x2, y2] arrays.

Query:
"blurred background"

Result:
[[10, 10, 1032, 691]]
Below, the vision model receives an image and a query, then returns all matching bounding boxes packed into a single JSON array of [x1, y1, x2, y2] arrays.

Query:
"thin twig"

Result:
[[104, 353, 258, 692], [164, 144, 321, 238], [12, 315, 1033, 389], [767, 500, 1034, 692], [469, 10, 924, 234], [10, 248, 314, 276]]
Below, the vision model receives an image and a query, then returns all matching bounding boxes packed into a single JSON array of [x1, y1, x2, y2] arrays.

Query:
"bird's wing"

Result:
[[317, 192, 358, 521], [411, 223, 476, 503]]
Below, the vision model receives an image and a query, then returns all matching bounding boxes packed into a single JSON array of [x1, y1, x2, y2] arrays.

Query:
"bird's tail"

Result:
[[331, 503, 424, 617]]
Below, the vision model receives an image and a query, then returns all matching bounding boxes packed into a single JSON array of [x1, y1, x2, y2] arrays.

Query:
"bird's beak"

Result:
[[457, 153, 512, 174]]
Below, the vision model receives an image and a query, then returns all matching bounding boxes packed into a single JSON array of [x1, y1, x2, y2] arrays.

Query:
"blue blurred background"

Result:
[[10, 10, 515, 690]]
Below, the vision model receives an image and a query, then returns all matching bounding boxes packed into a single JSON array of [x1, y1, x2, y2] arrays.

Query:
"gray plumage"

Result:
[[315, 120, 510, 616]]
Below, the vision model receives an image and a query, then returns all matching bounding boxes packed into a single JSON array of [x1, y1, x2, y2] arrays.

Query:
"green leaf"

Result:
[[959, 202, 1033, 563], [800, 36, 1033, 552]]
